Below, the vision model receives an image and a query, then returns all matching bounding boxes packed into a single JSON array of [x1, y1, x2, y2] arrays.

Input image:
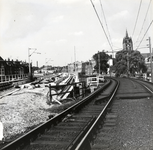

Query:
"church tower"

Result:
[[123, 30, 133, 51]]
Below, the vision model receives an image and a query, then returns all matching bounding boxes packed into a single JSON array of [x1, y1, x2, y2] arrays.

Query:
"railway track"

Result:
[[1, 77, 153, 150], [0, 73, 68, 98], [0, 82, 14, 91], [0, 73, 62, 92], [90, 77, 153, 150], [1, 78, 118, 150]]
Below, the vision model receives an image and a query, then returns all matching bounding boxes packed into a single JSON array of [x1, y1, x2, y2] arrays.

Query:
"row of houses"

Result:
[[63, 59, 98, 77], [1, 52, 152, 82], [0, 57, 29, 82]]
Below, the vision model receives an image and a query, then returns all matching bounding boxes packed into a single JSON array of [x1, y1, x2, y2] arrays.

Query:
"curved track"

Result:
[[1, 79, 118, 150], [1, 77, 153, 150], [89, 77, 153, 150]]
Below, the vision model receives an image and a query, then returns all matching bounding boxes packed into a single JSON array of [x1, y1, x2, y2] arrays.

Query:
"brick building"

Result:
[[0, 56, 29, 82]]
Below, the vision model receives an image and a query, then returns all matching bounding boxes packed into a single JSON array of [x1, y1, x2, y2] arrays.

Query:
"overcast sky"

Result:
[[0, 0, 153, 67]]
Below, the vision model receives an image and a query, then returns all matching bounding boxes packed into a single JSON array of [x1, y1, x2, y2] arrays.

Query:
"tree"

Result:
[[114, 50, 147, 76], [93, 51, 110, 74]]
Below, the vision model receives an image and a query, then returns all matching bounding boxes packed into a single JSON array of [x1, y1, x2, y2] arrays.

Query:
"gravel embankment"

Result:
[[92, 78, 153, 150], [0, 86, 52, 140], [110, 79, 153, 149], [111, 98, 153, 150]]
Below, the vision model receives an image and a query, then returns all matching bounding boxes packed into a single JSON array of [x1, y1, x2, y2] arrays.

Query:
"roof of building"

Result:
[[141, 53, 150, 58]]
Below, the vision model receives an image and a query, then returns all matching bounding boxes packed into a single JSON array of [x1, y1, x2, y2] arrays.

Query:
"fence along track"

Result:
[[1, 79, 117, 150], [46, 75, 84, 105]]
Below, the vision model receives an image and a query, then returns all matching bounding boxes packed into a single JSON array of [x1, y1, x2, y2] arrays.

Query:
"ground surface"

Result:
[[91, 78, 153, 150], [111, 98, 153, 150], [112, 79, 153, 150], [0, 85, 53, 140]]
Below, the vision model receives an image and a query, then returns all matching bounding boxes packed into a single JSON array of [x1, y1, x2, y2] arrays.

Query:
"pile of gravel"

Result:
[[0, 86, 52, 140]]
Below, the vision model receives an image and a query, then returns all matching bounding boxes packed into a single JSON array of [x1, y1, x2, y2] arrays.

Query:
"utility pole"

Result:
[[28, 48, 31, 76], [127, 45, 132, 77], [98, 51, 100, 74], [151, 48, 153, 82], [28, 48, 40, 81], [127, 52, 129, 77], [74, 46, 76, 73], [148, 37, 153, 82]]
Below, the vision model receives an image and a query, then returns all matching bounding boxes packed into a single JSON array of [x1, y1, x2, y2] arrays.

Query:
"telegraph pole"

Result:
[[74, 46, 76, 73], [148, 37, 153, 82], [28, 48, 31, 76], [127, 52, 129, 77], [151, 48, 153, 82], [98, 51, 100, 74], [28, 48, 40, 81]]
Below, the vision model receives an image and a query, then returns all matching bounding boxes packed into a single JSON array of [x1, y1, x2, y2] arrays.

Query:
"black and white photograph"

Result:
[[0, 0, 153, 149]]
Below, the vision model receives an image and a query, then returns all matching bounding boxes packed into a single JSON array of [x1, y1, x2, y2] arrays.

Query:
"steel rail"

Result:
[[135, 79, 153, 94], [143, 85, 153, 94], [74, 78, 119, 150], [130, 78, 153, 94]]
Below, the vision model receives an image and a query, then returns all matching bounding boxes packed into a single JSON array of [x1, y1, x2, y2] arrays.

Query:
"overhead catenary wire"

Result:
[[132, 0, 142, 38], [136, 20, 153, 50], [90, 0, 113, 53], [135, 0, 152, 47], [99, 0, 113, 47]]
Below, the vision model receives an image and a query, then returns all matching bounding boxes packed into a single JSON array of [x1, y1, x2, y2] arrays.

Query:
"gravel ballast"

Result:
[[109, 78, 153, 149], [111, 98, 153, 150], [92, 78, 153, 150]]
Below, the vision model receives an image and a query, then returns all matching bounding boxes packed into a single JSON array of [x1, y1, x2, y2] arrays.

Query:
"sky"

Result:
[[0, 0, 153, 67]]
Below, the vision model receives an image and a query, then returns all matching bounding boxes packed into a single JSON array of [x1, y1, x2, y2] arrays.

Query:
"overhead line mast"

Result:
[[90, 0, 114, 56], [136, 20, 153, 50]]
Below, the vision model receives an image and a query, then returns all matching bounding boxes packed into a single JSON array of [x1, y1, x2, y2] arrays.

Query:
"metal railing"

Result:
[[47, 81, 91, 104]]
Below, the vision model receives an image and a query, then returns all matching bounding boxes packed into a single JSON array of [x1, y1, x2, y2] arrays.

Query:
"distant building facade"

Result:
[[142, 53, 153, 73], [67, 59, 96, 76], [0, 56, 29, 82]]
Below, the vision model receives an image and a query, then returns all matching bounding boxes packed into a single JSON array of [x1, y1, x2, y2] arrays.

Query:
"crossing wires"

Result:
[[132, 0, 142, 38], [99, 0, 113, 48], [90, 0, 113, 53], [135, 0, 152, 46], [136, 20, 153, 50]]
